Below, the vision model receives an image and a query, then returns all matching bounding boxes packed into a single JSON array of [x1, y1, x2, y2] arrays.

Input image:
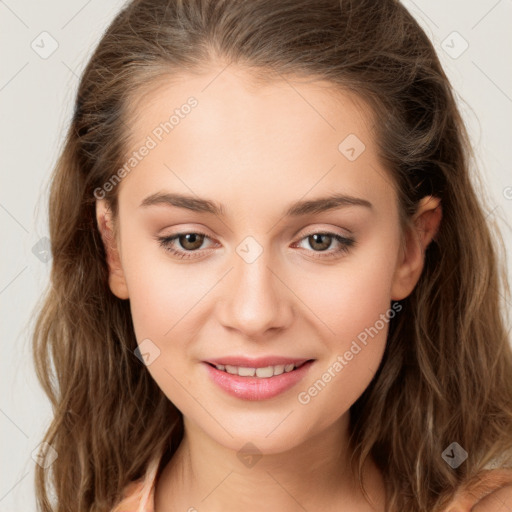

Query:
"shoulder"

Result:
[[443, 468, 512, 512], [470, 484, 512, 511], [111, 478, 155, 512], [111, 457, 160, 512]]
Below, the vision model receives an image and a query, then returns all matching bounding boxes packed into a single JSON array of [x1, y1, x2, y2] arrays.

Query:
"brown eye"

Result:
[[307, 233, 333, 251], [294, 231, 356, 259], [157, 231, 214, 260], [176, 233, 206, 251]]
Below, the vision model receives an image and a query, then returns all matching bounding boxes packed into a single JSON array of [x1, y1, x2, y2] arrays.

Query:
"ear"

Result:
[[96, 199, 129, 299], [390, 195, 442, 301]]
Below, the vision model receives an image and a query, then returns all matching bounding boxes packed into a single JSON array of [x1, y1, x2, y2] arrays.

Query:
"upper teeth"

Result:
[[215, 363, 297, 378]]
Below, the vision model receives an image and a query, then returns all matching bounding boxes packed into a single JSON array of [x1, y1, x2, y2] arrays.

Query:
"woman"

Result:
[[32, 1, 512, 510]]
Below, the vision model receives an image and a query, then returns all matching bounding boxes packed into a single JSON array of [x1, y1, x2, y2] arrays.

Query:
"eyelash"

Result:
[[156, 230, 356, 261]]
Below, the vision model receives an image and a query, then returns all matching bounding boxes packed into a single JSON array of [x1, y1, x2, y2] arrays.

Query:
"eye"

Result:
[[157, 231, 214, 260], [292, 232, 355, 259], [156, 230, 355, 260]]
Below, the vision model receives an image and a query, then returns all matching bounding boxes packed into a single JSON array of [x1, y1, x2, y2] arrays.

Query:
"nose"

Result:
[[216, 246, 295, 340]]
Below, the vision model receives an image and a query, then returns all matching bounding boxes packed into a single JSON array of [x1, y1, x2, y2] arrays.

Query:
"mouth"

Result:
[[203, 357, 315, 400], [206, 360, 311, 378]]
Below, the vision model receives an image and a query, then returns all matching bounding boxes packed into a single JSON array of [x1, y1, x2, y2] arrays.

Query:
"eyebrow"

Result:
[[139, 192, 373, 217]]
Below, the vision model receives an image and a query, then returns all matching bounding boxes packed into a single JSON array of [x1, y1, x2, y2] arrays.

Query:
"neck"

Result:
[[154, 413, 386, 512]]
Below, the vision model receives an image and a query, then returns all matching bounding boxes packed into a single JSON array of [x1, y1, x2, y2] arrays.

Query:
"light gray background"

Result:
[[1, 1, 511, 510]]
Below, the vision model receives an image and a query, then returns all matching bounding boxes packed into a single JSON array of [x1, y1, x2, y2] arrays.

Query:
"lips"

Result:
[[203, 356, 314, 400]]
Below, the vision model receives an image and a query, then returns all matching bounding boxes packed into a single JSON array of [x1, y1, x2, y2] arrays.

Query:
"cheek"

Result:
[[295, 231, 399, 346], [122, 251, 202, 412], [295, 277, 396, 431], [120, 229, 206, 342], [291, 233, 399, 417]]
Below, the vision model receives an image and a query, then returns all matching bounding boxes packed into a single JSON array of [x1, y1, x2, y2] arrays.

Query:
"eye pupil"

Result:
[[179, 233, 204, 250], [309, 233, 331, 251]]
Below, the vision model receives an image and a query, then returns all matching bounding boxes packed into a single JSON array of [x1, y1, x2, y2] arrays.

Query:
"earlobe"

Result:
[[95, 199, 130, 300], [390, 196, 442, 301]]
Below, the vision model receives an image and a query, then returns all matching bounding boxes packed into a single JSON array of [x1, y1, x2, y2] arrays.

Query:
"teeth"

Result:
[[273, 365, 285, 375], [214, 363, 299, 378], [238, 366, 256, 377], [225, 365, 238, 374], [256, 366, 273, 378]]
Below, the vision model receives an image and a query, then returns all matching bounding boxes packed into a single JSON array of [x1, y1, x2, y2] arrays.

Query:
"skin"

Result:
[[96, 63, 442, 511], [472, 485, 512, 511]]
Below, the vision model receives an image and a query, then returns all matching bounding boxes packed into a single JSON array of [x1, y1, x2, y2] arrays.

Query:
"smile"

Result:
[[203, 358, 315, 400], [210, 361, 306, 378]]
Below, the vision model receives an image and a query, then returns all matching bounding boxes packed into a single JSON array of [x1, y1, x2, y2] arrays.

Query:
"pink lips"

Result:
[[203, 356, 314, 401]]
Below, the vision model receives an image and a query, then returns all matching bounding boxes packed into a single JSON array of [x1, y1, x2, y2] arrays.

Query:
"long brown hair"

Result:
[[32, 0, 512, 510]]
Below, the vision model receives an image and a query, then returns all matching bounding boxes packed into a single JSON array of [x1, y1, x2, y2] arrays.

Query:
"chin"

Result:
[[193, 412, 323, 456]]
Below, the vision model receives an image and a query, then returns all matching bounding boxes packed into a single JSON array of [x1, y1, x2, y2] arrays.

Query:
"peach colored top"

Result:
[[111, 456, 159, 512], [111, 457, 512, 512]]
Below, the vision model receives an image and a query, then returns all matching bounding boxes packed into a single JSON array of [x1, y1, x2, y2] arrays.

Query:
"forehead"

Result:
[[127, 65, 374, 145], [118, 65, 396, 218]]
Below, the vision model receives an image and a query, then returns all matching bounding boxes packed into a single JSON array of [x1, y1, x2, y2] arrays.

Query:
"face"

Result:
[[96, 65, 431, 455]]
